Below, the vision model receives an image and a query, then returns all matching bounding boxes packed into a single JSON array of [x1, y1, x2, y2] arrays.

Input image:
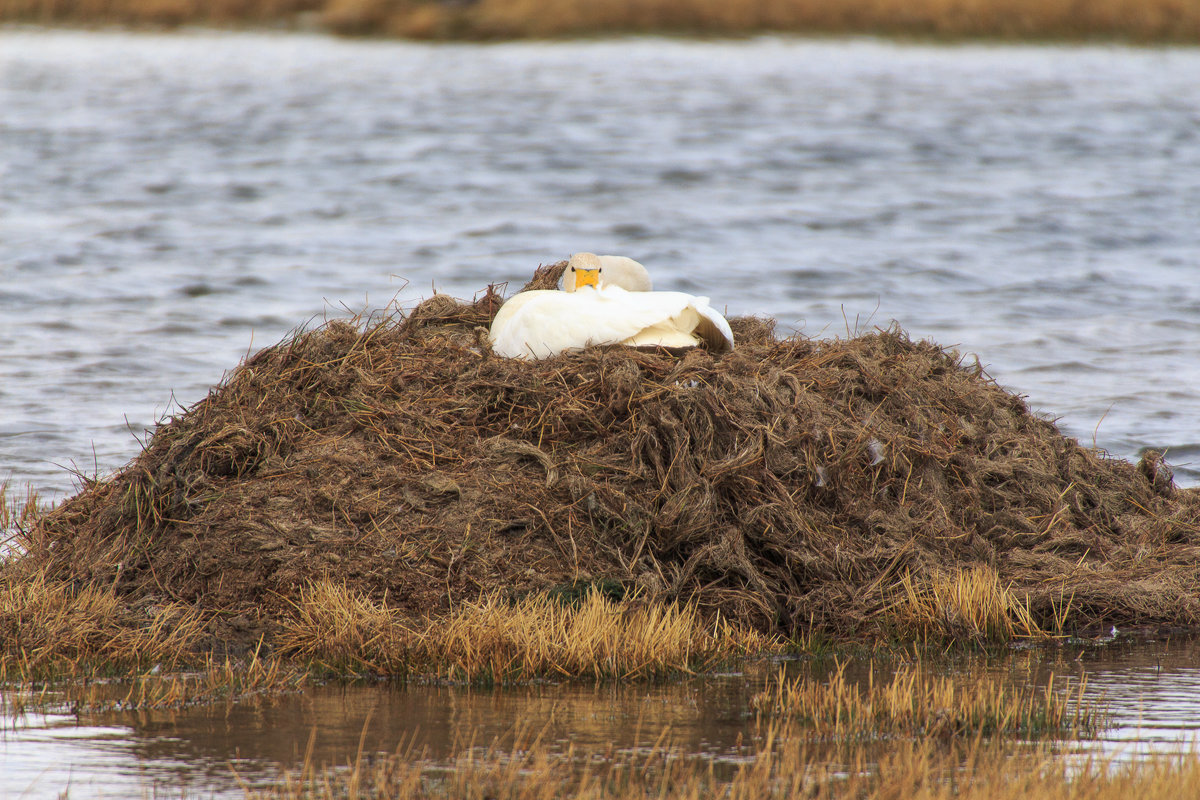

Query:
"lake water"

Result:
[[2, 30, 1199, 499], [2, 28, 1200, 799]]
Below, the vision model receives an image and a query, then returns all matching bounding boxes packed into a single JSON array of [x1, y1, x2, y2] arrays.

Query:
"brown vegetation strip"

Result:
[[2, 0, 1199, 41], [0, 568, 206, 675], [5, 261, 1200, 661], [277, 579, 770, 679]]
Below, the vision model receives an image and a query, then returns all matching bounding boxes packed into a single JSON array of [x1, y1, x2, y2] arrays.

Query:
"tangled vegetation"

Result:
[[3, 0, 1199, 42], [2, 261, 1197, 679]]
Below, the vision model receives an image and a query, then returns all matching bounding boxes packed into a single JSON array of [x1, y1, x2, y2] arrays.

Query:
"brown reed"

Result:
[[884, 566, 1049, 643], [752, 659, 1099, 739], [0, 483, 42, 538], [73, 648, 308, 711], [3, 0, 1198, 41], [0, 568, 207, 675], [277, 580, 772, 680], [1, 646, 307, 716], [0, 0, 321, 26]]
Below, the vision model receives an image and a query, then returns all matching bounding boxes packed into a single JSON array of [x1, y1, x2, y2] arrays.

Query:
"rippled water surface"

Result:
[[2, 31, 1199, 497]]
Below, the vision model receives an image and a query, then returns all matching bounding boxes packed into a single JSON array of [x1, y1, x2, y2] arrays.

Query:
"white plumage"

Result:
[[489, 253, 734, 360]]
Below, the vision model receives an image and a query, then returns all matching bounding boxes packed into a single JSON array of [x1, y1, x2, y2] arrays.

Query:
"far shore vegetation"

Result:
[[1, 0, 1199, 42]]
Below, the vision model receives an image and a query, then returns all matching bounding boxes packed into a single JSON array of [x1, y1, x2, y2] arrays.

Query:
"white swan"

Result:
[[489, 253, 734, 360]]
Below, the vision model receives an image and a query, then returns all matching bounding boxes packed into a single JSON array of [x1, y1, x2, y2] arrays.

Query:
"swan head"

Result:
[[563, 252, 653, 293], [564, 252, 603, 292]]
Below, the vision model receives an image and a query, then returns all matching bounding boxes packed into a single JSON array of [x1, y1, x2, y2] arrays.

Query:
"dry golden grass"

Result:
[[752, 658, 1098, 739], [276, 579, 419, 674], [936, 754, 1200, 800], [0, 483, 42, 538], [0, 0, 321, 26], [0, 568, 206, 675], [278, 579, 774, 681], [4, 0, 1196, 40], [463, 0, 1200, 40], [1, 0, 1197, 39], [884, 566, 1050, 643]]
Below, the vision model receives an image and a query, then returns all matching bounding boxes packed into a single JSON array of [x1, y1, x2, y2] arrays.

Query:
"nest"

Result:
[[18, 262, 1200, 643]]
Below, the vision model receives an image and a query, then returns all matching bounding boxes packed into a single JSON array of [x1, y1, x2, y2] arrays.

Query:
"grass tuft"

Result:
[[0, 569, 206, 676], [278, 580, 774, 681], [276, 580, 419, 675], [752, 659, 1099, 739], [886, 567, 1046, 643], [2, 647, 307, 715], [0, 483, 44, 543]]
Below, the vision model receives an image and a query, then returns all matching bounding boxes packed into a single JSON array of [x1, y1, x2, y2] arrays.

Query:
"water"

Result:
[[2, 28, 1200, 799], [1, 31, 1199, 499], [5, 637, 1200, 798]]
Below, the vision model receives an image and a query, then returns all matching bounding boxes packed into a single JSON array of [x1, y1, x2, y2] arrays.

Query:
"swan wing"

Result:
[[620, 291, 734, 353], [692, 301, 735, 352], [489, 287, 734, 359], [489, 290, 642, 359]]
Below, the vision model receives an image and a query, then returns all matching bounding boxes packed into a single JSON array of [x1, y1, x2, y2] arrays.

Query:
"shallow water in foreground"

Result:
[[2, 31, 1199, 498], [3, 636, 1200, 798]]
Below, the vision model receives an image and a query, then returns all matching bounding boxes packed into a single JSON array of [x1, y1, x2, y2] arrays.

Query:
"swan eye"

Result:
[[569, 266, 575, 271]]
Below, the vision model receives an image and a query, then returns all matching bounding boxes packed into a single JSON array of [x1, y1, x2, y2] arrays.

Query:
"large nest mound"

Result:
[[19, 263, 1200, 642]]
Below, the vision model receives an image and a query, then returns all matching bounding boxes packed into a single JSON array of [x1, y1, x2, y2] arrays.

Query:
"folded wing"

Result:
[[490, 286, 734, 360]]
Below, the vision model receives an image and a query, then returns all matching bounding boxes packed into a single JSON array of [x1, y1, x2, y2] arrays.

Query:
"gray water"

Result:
[[2, 30, 1199, 499]]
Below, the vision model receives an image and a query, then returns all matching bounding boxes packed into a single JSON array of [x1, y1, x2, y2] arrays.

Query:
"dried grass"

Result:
[[429, 590, 770, 681], [2, 0, 1198, 40], [71, 648, 307, 710], [885, 566, 1047, 642], [1, 647, 306, 716], [277, 579, 415, 674], [0, 483, 42, 540], [752, 659, 1098, 739], [0, 0, 321, 26], [0, 568, 206, 675], [278, 579, 771, 680], [464, 0, 1200, 40]]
